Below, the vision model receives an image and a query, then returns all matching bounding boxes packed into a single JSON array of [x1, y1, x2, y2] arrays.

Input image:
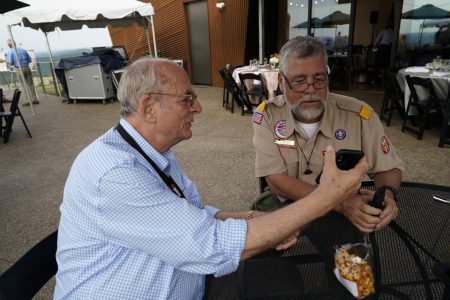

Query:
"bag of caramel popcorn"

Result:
[[334, 243, 375, 298]]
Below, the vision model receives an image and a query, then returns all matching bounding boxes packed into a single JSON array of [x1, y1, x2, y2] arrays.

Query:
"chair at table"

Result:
[[352, 52, 368, 84], [238, 73, 268, 115], [0, 88, 4, 113], [0, 231, 58, 300], [380, 70, 405, 126], [438, 84, 450, 147], [218, 67, 229, 108], [223, 71, 250, 114], [0, 89, 32, 143], [401, 75, 443, 140]]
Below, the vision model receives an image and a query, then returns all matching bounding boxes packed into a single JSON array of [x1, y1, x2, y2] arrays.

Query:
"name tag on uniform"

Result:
[[274, 139, 296, 149]]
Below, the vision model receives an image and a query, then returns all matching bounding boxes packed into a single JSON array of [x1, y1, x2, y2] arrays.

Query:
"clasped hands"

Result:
[[336, 188, 398, 233]]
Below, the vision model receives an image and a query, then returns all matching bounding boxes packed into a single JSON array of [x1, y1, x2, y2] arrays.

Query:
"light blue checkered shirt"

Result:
[[54, 119, 247, 299]]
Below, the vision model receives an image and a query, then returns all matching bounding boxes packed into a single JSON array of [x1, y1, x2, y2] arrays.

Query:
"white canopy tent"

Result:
[[3, 0, 157, 110]]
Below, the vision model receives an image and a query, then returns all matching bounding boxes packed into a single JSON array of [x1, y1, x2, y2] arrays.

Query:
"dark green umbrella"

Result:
[[320, 10, 350, 26], [402, 4, 450, 19], [402, 4, 450, 46], [293, 17, 324, 29], [0, 0, 29, 14]]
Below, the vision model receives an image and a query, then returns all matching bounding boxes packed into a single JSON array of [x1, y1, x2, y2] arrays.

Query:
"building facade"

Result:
[[109, 0, 450, 89]]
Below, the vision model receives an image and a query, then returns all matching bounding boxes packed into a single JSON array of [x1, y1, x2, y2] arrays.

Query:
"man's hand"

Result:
[[274, 231, 299, 250], [375, 192, 398, 229], [336, 188, 398, 233], [318, 146, 368, 202]]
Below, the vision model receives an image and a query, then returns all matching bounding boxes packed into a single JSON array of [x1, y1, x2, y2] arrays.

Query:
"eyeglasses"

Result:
[[148, 92, 198, 107], [280, 71, 328, 93]]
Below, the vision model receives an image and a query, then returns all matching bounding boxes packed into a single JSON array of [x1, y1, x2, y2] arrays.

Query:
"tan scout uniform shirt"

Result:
[[252, 93, 405, 186]]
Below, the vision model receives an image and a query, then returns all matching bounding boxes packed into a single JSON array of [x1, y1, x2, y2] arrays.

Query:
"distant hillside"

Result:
[[34, 48, 94, 76]]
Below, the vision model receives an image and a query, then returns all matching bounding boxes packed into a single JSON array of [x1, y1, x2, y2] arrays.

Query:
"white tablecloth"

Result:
[[397, 67, 450, 118], [232, 65, 279, 100]]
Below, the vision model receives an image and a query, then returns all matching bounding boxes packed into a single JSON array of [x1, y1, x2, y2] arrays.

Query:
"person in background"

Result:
[[54, 57, 368, 299], [6, 39, 39, 106], [375, 24, 394, 71], [397, 34, 412, 67]]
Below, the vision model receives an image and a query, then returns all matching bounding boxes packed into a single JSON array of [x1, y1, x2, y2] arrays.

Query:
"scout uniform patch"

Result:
[[381, 136, 390, 154], [274, 120, 286, 139], [335, 129, 346, 140], [253, 112, 263, 124]]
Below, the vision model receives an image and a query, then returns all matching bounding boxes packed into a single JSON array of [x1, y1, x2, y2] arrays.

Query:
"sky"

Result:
[[0, 0, 112, 53]]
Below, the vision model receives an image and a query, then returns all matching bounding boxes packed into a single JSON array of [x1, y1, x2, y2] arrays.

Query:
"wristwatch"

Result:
[[383, 185, 400, 202]]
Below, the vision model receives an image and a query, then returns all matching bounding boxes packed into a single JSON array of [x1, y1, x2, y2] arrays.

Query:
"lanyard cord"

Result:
[[116, 123, 185, 199]]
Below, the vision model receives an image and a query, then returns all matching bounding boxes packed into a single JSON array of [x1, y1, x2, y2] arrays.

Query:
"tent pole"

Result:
[[150, 15, 158, 58], [144, 17, 152, 57], [43, 31, 62, 97], [7, 25, 36, 115], [258, 0, 264, 63]]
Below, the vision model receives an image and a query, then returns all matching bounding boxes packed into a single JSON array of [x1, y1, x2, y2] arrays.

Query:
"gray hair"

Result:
[[117, 57, 180, 117], [279, 36, 328, 73]]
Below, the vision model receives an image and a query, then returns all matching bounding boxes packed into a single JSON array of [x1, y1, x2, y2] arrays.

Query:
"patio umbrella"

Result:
[[402, 4, 450, 47], [401, 4, 450, 19], [0, 0, 29, 14], [292, 17, 323, 29], [320, 10, 350, 26]]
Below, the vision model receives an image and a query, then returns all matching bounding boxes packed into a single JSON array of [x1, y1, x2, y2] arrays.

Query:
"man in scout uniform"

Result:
[[252, 36, 404, 234]]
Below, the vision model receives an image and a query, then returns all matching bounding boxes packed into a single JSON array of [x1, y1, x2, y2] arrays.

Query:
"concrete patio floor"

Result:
[[0, 86, 449, 299]]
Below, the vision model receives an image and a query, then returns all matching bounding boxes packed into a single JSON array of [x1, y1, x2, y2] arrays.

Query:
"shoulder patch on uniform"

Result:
[[381, 136, 390, 154], [359, 105, 372, 120], [253, 112, 264, 124]]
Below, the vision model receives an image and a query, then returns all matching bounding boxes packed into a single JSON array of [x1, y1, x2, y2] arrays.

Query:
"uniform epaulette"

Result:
[[257, 101, 267, 112], [336, 99, 372, 120]]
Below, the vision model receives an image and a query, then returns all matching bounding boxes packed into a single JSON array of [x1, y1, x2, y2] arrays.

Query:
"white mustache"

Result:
[[297, 94, 324, 105]]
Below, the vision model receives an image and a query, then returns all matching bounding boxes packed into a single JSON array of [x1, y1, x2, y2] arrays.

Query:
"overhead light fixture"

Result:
[[216, 2, 225, 9]]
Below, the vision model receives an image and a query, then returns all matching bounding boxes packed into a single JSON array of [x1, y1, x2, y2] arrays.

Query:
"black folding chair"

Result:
[[0, 89, 32, 143], [0, 231, 58, 300], [238, 73, 268, 115], [438, 83, 450, 147], [402, 75, 442, 140], [380, 70, 405, 126], [223, 71, 248, 114]]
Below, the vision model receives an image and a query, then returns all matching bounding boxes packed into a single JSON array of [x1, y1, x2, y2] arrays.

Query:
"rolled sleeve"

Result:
[[204, 205, 220, 217], [213, 218, 247, 277]]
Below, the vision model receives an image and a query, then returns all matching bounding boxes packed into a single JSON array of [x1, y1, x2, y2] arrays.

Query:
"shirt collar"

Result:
[[118, 118, 174, 172]]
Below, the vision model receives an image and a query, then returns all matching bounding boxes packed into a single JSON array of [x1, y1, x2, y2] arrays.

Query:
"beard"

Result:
[[286, 94, 326, 122]]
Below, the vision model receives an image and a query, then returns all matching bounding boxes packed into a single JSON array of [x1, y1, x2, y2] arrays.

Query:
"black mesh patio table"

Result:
[[238, 182, 450, 299]]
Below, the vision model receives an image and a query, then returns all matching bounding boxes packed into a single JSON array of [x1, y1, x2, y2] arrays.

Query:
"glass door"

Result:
[[312, 0, 351, 90], [280, 0, 353, 90]]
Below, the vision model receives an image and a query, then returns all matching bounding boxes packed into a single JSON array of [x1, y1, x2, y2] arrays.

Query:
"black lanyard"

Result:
[[116, 123, 185, 199]]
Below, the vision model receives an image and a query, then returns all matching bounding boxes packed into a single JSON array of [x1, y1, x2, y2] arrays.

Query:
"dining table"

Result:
[[232, 65, 279, 101], [396, 66, 450, 117], [237, 181, 450, 299]]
